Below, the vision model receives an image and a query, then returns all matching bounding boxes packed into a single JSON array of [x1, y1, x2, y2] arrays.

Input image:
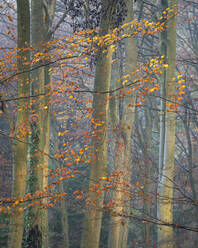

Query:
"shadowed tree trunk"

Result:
[[143, 100, 152, 248], [8, 1, 30, 247], [51, 117, 69, 248], [108, 1, 137, 247], [80, 1, 116, 248]]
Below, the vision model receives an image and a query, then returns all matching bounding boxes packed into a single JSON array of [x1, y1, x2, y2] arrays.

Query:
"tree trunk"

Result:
[[27, 1, 56, 247], [108, 1, 137, 247], [157, 1, 177, 247], [51, 117, 70, 248], [80, 1, 116, 248], [143, 100, 152, 248], [8, 1, 30, 248]]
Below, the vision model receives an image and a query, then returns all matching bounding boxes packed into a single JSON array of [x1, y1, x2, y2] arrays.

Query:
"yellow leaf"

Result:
[[150, 88, 155, 92]]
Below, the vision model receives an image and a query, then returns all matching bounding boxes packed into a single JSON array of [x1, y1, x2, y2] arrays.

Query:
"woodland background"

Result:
[[0, 0, 198, 247]]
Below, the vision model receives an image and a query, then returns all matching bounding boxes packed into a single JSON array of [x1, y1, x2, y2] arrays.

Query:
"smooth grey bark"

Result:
[[80, 1, 116, 248], [157, 1, 177, 247]]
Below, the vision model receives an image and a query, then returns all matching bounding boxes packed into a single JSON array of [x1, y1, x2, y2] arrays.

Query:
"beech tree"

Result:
[[8, 1, 30, 248], [26, 1, 56, 247], [108, 1, 137, 247], [157, 0, 177, 247], [80, 1, 116, 248]]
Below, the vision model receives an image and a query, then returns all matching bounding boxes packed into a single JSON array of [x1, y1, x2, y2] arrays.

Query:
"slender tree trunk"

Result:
[[8, 1, 30, 248], [157, 1, 177, 247], [158, 0, 168, 184], [58, 181, 70, 248], [51, 117, 70, 248], [182, 109, 197, 201], [80, 1, 116, 248], [42, 106, 50, 248], [108, 1, 137, 247], [143, 100, 152, 248]]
